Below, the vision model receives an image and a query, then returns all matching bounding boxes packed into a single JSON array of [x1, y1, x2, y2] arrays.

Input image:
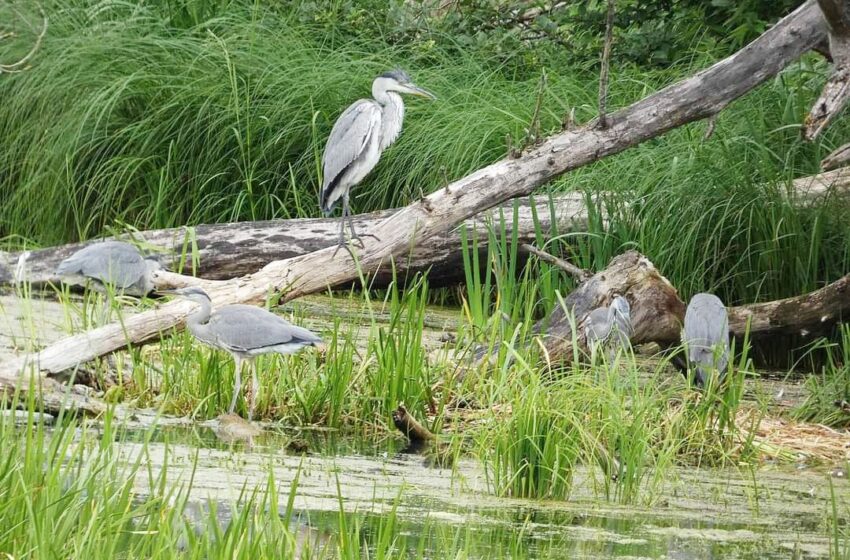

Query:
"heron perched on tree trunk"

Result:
[[159, 287, 322, 421], [320, 69, 436, 251]]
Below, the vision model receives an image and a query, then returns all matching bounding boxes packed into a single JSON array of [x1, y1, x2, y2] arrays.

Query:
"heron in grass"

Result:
[[159, 287, 323, 421], [56, 240, 161, 297], [675, 292, 730, 387], [584, 295, 633, 356], [320, 69, 436, 251]]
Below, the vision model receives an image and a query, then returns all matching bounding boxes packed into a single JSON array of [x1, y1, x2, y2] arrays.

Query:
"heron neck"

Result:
[[376, 91, 404, 150], [186, 297, 212, 336]]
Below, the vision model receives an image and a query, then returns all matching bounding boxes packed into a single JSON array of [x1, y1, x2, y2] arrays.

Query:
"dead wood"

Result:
[[1, 195, 591, 289], [519, 243, 590, 282], [526, 251, 687, 365], [728, 274, 850, 338], [5, 164, 848, 291], [491, 251, 850, 370], [0, 3, 47, 74], [0, 1, 829, 395], [822, 141, 850, 169], [803, 0, 850, 140]]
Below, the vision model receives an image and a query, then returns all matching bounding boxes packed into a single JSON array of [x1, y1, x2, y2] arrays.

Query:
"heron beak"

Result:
[[408, 84, 436, 100], [155, 288, 179, 297]]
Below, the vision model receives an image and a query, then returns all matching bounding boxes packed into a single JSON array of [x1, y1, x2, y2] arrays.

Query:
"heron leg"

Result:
[[331, 198, 349, 258], [248, 362, 259, 422], [345, 194, 379, 247], [229, 355, 243, 415]]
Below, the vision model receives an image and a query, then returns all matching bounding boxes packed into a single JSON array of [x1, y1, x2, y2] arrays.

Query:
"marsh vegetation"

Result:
[[2, 0, 850, 558]]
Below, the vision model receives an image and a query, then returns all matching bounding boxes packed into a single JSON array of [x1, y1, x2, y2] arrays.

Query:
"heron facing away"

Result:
[[56, 241, 161, 297], [159, 287, 322, 421], [678, 293, 730, 387], [584, 295, 633, 355], [320, 69, 436, 250]]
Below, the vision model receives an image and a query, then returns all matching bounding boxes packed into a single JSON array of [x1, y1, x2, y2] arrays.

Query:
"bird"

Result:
[[320, 69, 436, 251], [159, 287, 322, 421], [676, 292, 730, 387], [584, 295, 633, 356], [56, 240, 161, 297]]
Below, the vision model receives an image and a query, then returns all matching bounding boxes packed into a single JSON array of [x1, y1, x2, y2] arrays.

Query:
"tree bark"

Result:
[[803, 0, 850, 140], [1, 195, 591, 289], [0, 1, 829, 384], [728, 274, 850, 337], [488, 251, 850, 370], [5, 165, 848, 290]]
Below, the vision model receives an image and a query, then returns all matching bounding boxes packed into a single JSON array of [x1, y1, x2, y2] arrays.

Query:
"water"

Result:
[[101, 423, 843, 559]]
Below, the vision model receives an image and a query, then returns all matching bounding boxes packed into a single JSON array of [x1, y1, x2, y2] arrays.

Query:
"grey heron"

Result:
[[320, 69, 436, 250], [56, 240, 161, 297], [677, 292, 730, 387], [584, 295, 633, 356], [159, 287, 322, 421]]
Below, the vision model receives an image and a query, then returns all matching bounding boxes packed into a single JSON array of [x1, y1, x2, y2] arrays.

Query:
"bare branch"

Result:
[[597, 0, 615, 129], [0, 3, 47, 74], [520, 243, 590, 282], [822, 140, 850, 169], [803, 0, 850, 140]]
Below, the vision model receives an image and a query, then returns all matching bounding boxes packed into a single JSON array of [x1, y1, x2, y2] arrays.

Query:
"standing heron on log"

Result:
[[676, 292, 730, 387], [320, 69, 436, 251], [159, 287, 323, 421]]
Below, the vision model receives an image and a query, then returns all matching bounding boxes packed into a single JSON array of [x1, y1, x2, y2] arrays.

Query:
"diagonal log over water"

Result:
[[0, 1, 831, 386]]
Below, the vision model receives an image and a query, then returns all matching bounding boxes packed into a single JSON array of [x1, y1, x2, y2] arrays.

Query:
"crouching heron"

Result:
[[674, 292, 730, 387], [584, 295, 633, 357], [56, 241, 161, 297], [159, 287, 323, 421], [321, 69, 435, 251]]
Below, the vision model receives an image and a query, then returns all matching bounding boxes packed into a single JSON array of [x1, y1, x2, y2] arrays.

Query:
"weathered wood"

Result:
[[0, 3, 47, 74], [728, 274, 850, 337], [822, 141, 850, 169], [803, 0, 850, 140], [0, 1, 829, 384], [526, 251, 687, 365], [511, 253, 850, 369], [1, 196, 591, 289], [6, 164, 848, 290]]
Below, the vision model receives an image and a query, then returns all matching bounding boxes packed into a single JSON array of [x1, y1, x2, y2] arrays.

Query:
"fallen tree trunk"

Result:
[[508, 253, 850, 369], [0, 1, 829, 390], [1, 195, 591, 289], [5, 165, 849, 290]]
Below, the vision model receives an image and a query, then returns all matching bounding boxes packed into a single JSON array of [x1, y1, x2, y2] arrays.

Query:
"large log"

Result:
[[0, 1, 829, 385], [5, 166, 849, 290], [1, 195, 591, 289], [511, 257, 850, 369]]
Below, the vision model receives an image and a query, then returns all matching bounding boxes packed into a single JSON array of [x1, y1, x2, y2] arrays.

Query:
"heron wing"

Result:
[[584, 307, 612, 342], [683, 293, 729, 372], [208, 305, 321, 353], [57, 241, 144, 289], [320, 99, 381, 208]]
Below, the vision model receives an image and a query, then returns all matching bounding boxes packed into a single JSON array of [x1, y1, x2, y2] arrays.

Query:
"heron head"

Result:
[[157, 286, 211, 304], [375, 69, 436, 100]]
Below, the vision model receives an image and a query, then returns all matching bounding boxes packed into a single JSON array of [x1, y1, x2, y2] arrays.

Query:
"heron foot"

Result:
[[350, 232, 379, 247], [331, 240, 359, 260]]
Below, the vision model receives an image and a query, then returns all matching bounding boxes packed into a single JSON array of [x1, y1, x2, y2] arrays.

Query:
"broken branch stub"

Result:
[[0, 1, 829, 384], [0, 3, 47, 74], [803, 0, 850, 140]]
